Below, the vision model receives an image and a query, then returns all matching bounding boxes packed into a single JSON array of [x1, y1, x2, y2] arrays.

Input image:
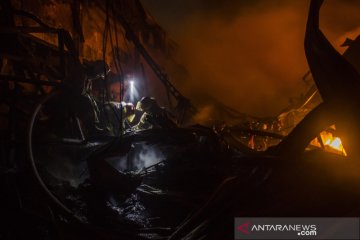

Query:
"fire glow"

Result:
[[310, 125, 347, 156]]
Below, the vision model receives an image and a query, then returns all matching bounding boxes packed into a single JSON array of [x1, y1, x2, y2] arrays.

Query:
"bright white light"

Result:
[[128, 79, 139, 103], [130, 80, 135, 96]]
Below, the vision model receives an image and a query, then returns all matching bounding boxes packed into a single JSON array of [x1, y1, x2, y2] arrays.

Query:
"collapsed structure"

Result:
[[0, 0, 359, 239]]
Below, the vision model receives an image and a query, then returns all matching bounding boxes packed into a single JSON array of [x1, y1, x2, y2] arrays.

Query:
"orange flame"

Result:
[[310, 125, 347, 156]]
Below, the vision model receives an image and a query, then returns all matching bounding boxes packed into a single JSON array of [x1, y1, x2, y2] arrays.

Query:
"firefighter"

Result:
[[120, 101, 136, 132], [133, 96, 177, 131], [80, 60, 135, 136]]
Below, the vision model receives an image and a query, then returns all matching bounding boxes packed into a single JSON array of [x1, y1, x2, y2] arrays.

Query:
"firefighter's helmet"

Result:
[[136, 96, 157, 112]]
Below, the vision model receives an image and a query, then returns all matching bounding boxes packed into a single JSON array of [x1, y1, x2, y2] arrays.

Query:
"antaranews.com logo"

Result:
[[234, 218, 359, 239], [237, 221, 317, 236]]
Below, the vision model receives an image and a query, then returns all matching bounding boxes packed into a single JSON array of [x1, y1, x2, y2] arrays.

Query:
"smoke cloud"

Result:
[[108, 142, 164, 172], [142, 0, 360, 117]]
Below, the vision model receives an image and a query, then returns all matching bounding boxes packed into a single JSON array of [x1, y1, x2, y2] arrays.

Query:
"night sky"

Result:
[[141, 0, 360, 116]]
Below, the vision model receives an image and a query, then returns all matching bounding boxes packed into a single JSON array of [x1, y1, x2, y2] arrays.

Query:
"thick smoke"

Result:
[[142, 0, 360, 117]]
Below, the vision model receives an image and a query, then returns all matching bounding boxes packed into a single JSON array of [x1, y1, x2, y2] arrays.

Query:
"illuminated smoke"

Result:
[[192, 105, 214, 124], [107, 142, 165, 172], [43, 147, 90, 187], [134, 144, 164, 169], [142, 0, 360, 117]]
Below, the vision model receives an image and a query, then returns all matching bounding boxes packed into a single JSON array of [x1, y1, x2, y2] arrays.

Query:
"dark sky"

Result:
[[141, 0, 360, 117]]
